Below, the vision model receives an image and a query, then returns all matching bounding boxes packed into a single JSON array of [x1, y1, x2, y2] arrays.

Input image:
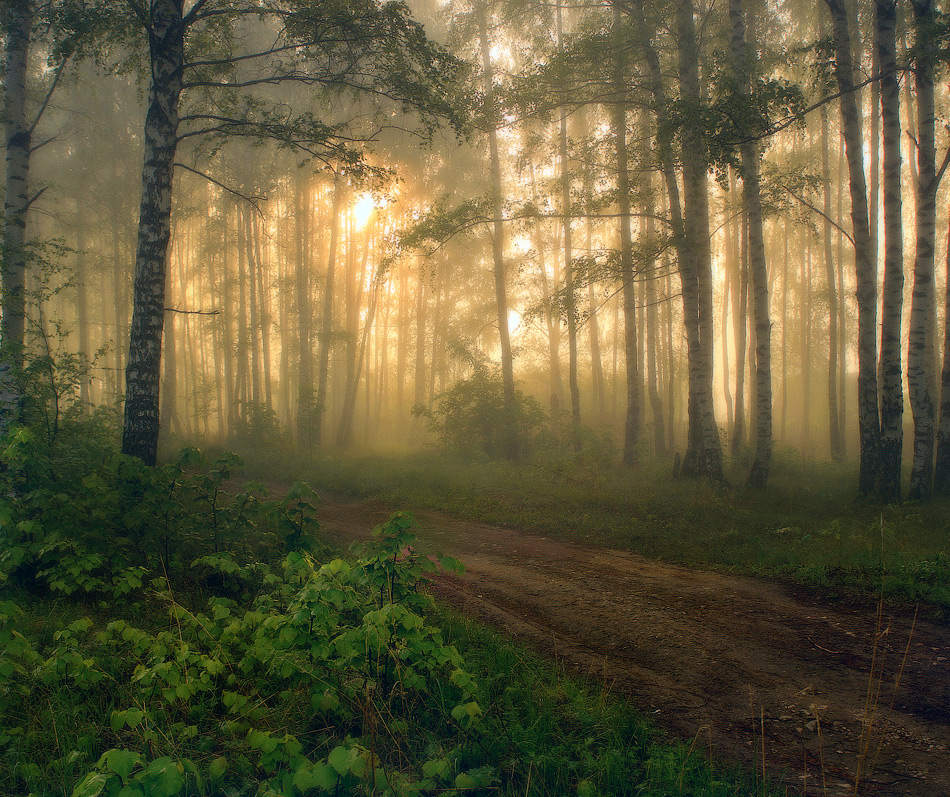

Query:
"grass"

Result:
[[432, 605, 776, 796], [2, 577, 781, 797], [254, 446, 950, 617]]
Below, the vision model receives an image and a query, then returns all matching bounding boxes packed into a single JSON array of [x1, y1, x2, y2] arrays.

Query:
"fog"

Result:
[[6, 0, 949, 496]]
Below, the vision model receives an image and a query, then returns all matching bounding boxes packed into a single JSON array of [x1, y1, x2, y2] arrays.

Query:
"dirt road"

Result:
[[316, 496, 950, 796]]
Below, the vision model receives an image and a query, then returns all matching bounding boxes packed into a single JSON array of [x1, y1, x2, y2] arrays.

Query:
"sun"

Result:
[[354, 193, 375, 227]]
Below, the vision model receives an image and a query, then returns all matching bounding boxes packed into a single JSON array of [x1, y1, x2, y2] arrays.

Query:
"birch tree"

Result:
[[68, 0, 461, 464], [824, 0, 880, 494]]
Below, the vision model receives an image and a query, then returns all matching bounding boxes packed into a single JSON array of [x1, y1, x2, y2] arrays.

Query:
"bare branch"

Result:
[[173, 162, 265, 215], [23, 186, 48, 211], [165, 307, 219, 315], [784, 186, 855, 247], [29, 57, 68, 136]]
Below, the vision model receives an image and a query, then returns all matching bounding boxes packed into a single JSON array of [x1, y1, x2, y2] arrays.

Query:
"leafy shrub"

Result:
[[2, 516, 488, 797], [0, 433, 321, 598], [228, 400, 285, 456], [414, 356, 547, 459]]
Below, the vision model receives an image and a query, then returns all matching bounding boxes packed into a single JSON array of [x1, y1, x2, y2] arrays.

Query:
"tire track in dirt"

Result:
[[315, 496, 950, 796]]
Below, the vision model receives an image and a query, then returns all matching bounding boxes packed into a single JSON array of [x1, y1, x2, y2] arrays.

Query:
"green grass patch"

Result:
[[0, 433, 779, 796], [261, 449, 950, 617]]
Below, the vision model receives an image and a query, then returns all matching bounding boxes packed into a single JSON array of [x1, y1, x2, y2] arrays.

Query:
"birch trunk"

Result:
[[529, 162, 563, 421], [908, 0, 937, 498], [729, 0, 771, 487], [825, 0, 880, 493], [122, 0, 185, 465], [612, 5, 639, 464], [295, 173, 313, 448], [314, 175, 343, 447], [0, 0, 32, 431], [676, 0, 724, 480], [876, 0, 904, 499], [628, 0, 709, 474], [820, 104, 843, 460], [732, 206, 748, 457], [642, 116, 666, 456], [935, 225, 950, 493], [557, 3, 581, 451], [477, 3, 518, 461]]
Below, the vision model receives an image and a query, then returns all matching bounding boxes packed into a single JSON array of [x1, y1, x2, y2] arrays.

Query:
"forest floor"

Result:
[[312, 493, 950, 797]]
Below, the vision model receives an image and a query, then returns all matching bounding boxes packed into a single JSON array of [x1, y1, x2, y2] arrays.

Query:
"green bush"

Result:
[[414, 365, 547, 459]]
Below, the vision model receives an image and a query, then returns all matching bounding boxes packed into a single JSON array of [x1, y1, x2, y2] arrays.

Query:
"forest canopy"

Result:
[[1, 0, 949, 497]]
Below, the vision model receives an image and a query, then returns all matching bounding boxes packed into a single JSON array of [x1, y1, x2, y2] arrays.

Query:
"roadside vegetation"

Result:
[[258, 446, 950, 618], [1, 422, 774, 796]]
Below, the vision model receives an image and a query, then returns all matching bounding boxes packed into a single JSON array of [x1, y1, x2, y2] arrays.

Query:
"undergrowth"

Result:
[[0, 428, 776, 796], [264, 449, 950, 617]]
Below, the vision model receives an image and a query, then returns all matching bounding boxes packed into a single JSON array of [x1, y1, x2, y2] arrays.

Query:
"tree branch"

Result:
[[28, 57, 68, 137], [173, 162, 265, 215], [784, 186, 855, 247], [165, 307, 219, 315]]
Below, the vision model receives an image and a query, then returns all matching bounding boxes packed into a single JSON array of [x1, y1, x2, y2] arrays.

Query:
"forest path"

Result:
[[313, 494, 949, 797]]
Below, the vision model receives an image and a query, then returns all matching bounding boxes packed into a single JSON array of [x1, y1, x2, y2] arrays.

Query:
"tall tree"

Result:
[[314, 176, 343, 447], [824, 0, 880, 493], [611, 5, 640, 464], [557, 2, 581, 451], [102, 0, 460, 464], [875, 0, 903, 498], [728, 0, 772, 487], [909, 0, 941, 498], [476, 1, 519, 461], [675, 0, 724, 480]]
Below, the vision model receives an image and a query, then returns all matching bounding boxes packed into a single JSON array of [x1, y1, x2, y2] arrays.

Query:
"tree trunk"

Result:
[[556, 3, 581, 451], [729, 0, 772, 487], [825, 0, 880, 493], [628, 0, 712, 475], [294, 173, 312, 447], [908, 0, 937, 499], [75, 209, 92, 407], [820, 105, 843, 460], [337, 266, 381, 449], [612, 5, 639, 464], [529, 162, 563, 422], [253, 213, 272, 409], [477, 3, 519, 461], [244, 209, 262, 405], [732, 204, 748, 457], [935, 224, 950, 493], [294, 175, 313, 444], [642, 117, 666, 456], [122, 0, 185, 465], [676, 0, 724, 480], [876, 0, 904, 499], [314, 175, 343, 446], [0, 0, 32, 431]]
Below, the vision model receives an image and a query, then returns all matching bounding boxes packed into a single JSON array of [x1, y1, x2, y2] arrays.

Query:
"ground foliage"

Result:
[[281, 449, 950, 618], [0, 428, 774, 796]]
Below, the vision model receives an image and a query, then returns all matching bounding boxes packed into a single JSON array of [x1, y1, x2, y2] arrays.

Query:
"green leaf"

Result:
[[439, 556, 464, 575], [70, 772, 109, 797], [327, 745, 357, 776], [577, 780, 597, 797], [208, 757, 227, 780], [422, 757, 449, 779], [100, 749, 141, 781], [145, 758, 184, 797], [293, 762, 338, 791]]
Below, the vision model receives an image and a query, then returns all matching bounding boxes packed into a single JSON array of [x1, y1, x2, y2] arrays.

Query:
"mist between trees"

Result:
[[2, 0, 948, 496]]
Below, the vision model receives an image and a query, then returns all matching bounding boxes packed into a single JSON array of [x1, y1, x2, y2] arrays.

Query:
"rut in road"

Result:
[[315, 495, 950, 797]]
